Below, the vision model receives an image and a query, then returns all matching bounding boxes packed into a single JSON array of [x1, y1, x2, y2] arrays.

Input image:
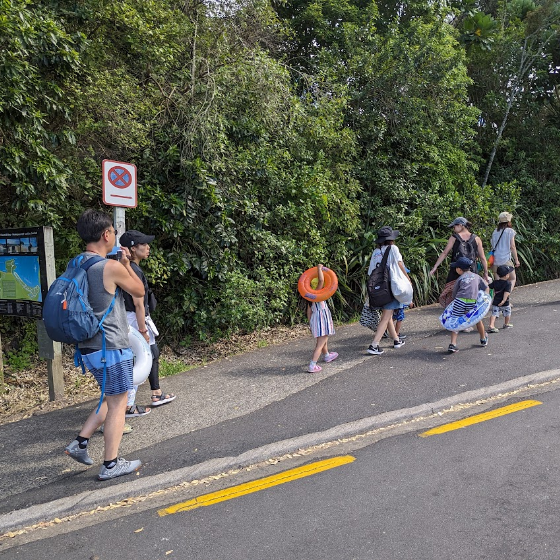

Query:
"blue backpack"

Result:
[[43, 254, 118, 411], [43, 255, 116, 344]]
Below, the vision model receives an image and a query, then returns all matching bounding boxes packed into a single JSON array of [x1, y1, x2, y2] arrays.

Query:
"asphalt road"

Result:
[[1, 280, 559, 534], [5, 384, 560, 559]]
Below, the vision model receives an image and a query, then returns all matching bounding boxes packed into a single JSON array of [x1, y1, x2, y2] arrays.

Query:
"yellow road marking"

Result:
[[158, 455, 355, 517], [419, 399, 542, 437]]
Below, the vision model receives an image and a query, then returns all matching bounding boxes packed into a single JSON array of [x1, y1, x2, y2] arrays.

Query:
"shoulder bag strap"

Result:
[[491, 229, 506, 252]]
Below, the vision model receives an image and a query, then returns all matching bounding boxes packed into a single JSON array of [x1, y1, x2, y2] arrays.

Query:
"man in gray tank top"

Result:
[[64, 209, 146, 480]]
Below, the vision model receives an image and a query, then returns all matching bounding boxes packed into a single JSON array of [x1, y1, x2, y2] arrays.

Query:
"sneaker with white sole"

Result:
[[323, 352, 339, 363], [367, 345, 384, 355], [65, 440, 93, 466], [480, 336, 488, 346], [448, 344, 458, 353], [393, 339, 405, 349], [98, 457, 142, 481]]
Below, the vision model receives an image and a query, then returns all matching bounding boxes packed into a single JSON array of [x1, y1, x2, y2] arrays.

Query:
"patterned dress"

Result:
[[309, 300, 335, 337]]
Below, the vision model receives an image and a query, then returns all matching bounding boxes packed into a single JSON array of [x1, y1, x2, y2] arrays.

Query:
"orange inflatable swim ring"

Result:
[[298, 267, 338, 302]]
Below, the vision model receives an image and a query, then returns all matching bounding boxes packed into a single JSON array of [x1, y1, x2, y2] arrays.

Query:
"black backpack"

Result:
[[452, 233, 477, 267], [367, 246, 393, 308]]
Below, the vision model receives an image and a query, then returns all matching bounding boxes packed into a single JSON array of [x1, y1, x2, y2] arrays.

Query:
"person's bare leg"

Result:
[[102, 392, 128, 460], [312, 336, 329, 362], [321, 339, 329, 357], [477, 320, 486, 340], [373, 310, 394, 345], [509, 269, 517, 292], [450, 331, 458, 346], [386, 316, 399, 341], [79, 401, 107, 439]]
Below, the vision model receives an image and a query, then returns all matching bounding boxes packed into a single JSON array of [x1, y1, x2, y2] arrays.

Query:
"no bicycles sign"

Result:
[[102, 159, 137, 208]]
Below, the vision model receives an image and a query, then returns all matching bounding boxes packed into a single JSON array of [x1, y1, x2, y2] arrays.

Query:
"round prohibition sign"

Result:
[[108, 166, 133, 189]]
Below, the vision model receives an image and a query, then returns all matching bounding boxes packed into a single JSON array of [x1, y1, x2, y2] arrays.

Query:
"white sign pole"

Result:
[[114, 207, 126, 247]]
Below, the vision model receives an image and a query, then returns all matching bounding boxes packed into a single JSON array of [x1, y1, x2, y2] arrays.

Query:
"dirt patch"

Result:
[[0, 324, 311, 426]]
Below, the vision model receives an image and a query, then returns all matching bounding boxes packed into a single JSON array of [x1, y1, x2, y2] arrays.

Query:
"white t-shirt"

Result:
[[491, 228, 515, 265], [368, 245, 403, 275]]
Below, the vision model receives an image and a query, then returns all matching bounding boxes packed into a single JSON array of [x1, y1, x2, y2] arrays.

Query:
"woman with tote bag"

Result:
[[364, 226, 412, 356]]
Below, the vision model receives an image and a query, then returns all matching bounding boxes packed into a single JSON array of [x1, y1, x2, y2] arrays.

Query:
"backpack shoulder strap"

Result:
[[380, 245, 391, 267], [80, 255, 105, 271]]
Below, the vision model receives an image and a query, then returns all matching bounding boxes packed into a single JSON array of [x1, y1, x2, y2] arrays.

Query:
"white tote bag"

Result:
[[389, 257, 413, 305]]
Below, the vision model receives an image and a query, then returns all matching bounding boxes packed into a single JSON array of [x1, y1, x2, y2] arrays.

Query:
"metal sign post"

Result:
[[113, 207, 126, 245]]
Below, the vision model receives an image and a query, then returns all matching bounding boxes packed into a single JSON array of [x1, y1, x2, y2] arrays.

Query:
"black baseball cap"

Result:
[[496, 264, 514, 277], [120, 230, 155, 247]]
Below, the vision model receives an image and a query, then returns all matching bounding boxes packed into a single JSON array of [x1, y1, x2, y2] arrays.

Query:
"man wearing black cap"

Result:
[[120, 230, 176, 415]]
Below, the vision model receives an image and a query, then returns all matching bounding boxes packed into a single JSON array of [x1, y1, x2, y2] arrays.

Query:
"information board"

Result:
[[0, 227, 49, 318]]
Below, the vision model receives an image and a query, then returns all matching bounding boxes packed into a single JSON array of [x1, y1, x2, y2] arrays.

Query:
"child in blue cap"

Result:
[[447, 256, 489, 353]]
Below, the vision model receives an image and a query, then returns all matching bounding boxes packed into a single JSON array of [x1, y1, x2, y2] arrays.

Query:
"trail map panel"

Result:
[[0, 227, 48, 318]]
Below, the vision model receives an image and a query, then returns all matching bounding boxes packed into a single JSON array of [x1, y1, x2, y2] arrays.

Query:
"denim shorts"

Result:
[[492, 305, 511, 317], [381, 298, 404, 311]]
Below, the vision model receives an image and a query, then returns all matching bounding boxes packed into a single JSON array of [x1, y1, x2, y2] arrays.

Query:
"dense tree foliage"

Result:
[[1, 0, 559, 345]]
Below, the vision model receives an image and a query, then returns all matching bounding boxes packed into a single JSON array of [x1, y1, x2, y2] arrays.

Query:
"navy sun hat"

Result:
[[450, 256, 473, 270], [375, 226, 400, 245]]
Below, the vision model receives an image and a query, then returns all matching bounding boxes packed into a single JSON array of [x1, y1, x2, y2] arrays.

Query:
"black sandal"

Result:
[[125, 404, 151, 417], [150, 392, 177, 407]]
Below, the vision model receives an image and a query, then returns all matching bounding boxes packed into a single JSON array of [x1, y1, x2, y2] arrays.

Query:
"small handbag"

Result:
[[359, 304, 381, 331], [438, 280, 456, 308]]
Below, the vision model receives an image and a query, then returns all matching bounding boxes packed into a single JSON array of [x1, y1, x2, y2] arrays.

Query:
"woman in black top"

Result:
[[121, 229, 176, 416], [429, 217, 489, 306]]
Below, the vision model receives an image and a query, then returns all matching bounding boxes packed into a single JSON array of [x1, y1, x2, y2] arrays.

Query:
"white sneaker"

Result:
[[98, 457, 142, 480], [65, 440, 93, 466]]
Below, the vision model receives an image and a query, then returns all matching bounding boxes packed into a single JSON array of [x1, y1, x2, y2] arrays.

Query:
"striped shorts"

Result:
[[451, 298, 476, 318], [83, 348, 134, 395]]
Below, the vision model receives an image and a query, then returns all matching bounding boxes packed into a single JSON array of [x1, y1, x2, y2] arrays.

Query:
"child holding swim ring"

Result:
[[446, 256, 489, 353], [306, 264, 338, 373]]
